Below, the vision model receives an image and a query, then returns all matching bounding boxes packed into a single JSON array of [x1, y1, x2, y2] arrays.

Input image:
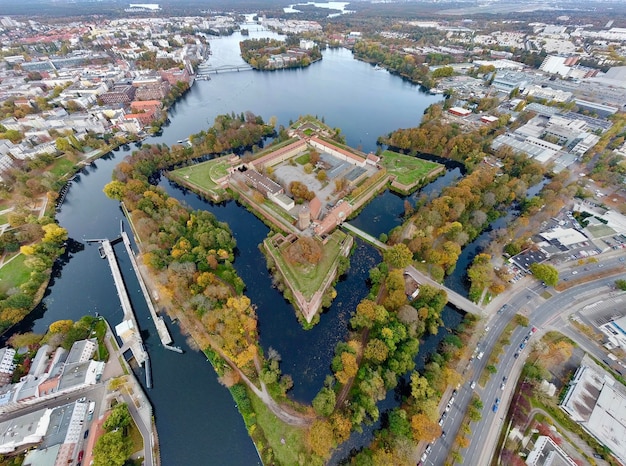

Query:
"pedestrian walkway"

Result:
[[342, 222, 388, 250]]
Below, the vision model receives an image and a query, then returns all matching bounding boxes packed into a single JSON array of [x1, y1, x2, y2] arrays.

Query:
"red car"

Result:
[[77, 451, 84, 462]]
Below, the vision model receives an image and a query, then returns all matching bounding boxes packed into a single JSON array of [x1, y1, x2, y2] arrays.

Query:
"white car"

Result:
[[470, 381, 476, 389]]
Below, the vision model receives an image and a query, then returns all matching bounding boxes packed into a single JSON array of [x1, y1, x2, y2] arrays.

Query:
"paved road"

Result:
[[463, 271, 626, 466], [422, 251, 626, 466]]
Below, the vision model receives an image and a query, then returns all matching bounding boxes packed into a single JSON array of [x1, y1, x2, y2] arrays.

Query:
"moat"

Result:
[[6, 27, 474, 465]]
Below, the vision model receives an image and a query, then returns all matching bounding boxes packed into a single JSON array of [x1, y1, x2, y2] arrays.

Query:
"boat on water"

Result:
[[373, 64, 384, 71]]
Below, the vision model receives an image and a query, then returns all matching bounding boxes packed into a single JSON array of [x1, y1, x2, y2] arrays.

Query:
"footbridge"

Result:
[[341, 222, 389, 250], [405, 265, 484, 316]]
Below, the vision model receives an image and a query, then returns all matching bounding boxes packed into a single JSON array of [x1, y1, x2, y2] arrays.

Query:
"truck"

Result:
[[87, 401, 95, 420]]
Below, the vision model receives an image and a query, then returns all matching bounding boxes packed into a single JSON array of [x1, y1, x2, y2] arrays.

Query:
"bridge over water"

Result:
[[405, 265, 484, 316], [340, 223, 482, 315], [341, 222, 388, 250], [196, 63, 253, 76]]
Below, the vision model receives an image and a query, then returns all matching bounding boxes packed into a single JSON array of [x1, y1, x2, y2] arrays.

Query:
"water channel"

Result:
[[4, 26, 477, 465]]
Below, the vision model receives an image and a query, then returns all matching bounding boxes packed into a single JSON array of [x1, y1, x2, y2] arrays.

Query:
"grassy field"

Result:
[[48, 157, 76, 179], [380, 150, 441, 185], [0, 212, 8, 225], [269, 230, 346, 300], [169, 157, 230, 196], [249, 391, 307, 465], [0, 254, 30, 294]]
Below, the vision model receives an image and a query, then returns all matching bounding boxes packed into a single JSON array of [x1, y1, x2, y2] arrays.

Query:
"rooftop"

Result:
[[561, 357, 626, 465]]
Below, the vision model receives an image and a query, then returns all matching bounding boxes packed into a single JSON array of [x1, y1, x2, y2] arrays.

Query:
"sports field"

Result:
[[380, 150, 441, 185]]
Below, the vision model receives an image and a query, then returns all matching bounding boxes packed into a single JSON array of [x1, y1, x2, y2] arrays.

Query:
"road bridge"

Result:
[[405, 265, 484, 316], [196, 63, 253, 75]]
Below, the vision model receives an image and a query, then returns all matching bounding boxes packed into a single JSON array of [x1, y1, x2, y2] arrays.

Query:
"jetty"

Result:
[[88, 222, 183, 388], [98, 238, 151, 386], [120, 226, 182, 353]]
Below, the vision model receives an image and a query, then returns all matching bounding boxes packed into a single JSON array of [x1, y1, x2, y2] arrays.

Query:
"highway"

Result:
[[421, 251, 626, 466]]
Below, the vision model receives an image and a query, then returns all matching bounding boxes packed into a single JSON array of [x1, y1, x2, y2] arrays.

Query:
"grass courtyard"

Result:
[[168, 156, 231, 198], [266, 230, 347, 300], [380, 150, 441, 185]]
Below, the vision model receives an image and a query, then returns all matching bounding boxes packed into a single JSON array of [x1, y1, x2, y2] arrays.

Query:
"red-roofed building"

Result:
[[309, 197, 322, 220], [448, 107, 472, 117], [160, 68, 191, 85], [124, 110, 157, 126], [130, 100, 163, 112], [314, 200, 353, 236]]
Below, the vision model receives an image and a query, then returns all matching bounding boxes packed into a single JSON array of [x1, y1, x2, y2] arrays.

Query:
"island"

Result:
[[240, 38, 322, 70], [169, 117, 443, 326]]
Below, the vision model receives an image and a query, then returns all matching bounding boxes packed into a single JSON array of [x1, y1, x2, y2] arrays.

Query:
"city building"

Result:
[[525, 435, 578, 466], [0, 348, 16, 387], [560, 356, 626, 465], [160, 67, 191, 85], [99, 84, 136, 105]]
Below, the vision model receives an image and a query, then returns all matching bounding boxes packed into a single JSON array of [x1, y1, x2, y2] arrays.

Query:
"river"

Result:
[[6, 26, 467, 465]]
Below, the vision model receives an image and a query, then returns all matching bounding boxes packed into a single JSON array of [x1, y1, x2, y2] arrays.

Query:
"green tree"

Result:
[[615, 279, 626, 291], [383, 243, 413, 268], [92, 430, 131, 466], [312, 387, 336, 417], [103, 403, 132, 432], [529, 263, 559, 286]]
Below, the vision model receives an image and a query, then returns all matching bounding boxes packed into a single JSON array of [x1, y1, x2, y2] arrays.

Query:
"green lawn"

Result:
[[268, 230, 346, 299], [127, 418, 144, 454], [249, 391, 307, 466], [0, 213, 8, 225], [380, 150, 441, 185], [295, 153, 310, 165], [169, 157, 231, 195], [0, 254, 30, 294], [48, 157, 76, 179]]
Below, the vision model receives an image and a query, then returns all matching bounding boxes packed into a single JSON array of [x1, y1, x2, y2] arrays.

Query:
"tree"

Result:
[[307, 419, 335, 457], [335, 351, 358, 384], [42, 223, 68, 245], [103, 403, 132, 432], [383, 243, 413, 268], [49, 319, 73, 334], [529, 263, 558, 286], [92, 430, 131, 466], [364, 338, 389, 363], [615, 279, 626, 291], [103, 181, 126, 201], [312, 387, 336, 416], [410, 413, 441, 442]]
